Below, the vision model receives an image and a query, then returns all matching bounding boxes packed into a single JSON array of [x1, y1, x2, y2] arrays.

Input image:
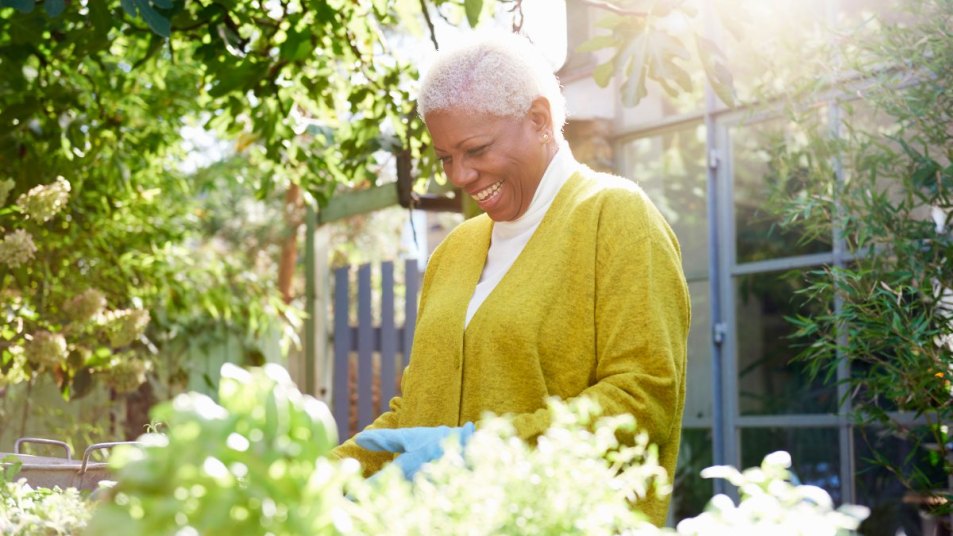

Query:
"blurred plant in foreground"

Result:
[[87, 362, 868, 535]]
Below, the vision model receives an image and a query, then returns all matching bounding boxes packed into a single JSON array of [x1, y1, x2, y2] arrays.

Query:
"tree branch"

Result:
[[579, 0, 649, 17], [507, 0, 524, 33], [418, 0, 439, 50]]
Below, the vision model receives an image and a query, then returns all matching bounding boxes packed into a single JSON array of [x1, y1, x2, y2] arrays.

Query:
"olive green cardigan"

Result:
[[331, 168, 690, 526]]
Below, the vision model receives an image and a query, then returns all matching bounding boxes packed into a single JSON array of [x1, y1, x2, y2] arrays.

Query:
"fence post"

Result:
[[356, 264, 374, 431], [332, 266, 350, 440], [380, 262, 397, 408], [404, 258, 419, 365], [331, 260, 421, 442]]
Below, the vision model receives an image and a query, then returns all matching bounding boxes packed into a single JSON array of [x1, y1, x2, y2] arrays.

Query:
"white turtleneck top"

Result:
[[464, 146, 581, 327]]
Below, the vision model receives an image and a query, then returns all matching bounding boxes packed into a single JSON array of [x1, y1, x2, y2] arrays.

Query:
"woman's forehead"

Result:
[[426, 110, 520, 148]]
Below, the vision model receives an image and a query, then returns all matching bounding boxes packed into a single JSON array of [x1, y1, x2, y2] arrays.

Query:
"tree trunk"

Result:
[[278, 183, 303, 304]]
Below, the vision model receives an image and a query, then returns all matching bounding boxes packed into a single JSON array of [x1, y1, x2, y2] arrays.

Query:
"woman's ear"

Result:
[[527, 96, 553, 135]]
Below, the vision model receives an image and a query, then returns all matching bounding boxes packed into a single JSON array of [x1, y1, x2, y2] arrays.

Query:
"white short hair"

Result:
[[418, 32, 567, 137]]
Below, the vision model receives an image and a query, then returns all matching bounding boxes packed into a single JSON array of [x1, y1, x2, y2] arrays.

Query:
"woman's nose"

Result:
[[448, 159, 477, 187]]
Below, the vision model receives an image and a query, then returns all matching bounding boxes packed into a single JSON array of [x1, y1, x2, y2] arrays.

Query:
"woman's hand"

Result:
[[355, 423, 475, 480]]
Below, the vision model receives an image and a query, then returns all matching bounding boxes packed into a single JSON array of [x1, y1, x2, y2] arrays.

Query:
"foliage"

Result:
[[0, 0, 511, 398], [0, 177, 157, 400], [678, 451, 868, 535], [0, 460, 92, 536], [87, 363, 348, 534], [770, 0, 953, 506], [346, 397, 668, 535], [82, 362, 867, 535], [578, 0, 735, 107]]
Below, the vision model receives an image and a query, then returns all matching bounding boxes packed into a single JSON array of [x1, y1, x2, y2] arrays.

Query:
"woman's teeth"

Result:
[[476, 181, 503, 201]]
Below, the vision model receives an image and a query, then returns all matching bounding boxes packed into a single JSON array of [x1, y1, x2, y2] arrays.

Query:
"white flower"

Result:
[[932, 205, 951, 235], [0, 229, 38, 267], [16, 176, 71, 222]]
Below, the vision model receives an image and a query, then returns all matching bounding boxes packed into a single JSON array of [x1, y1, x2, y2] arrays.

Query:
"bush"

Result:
[[84, 363, 868, 535], [0, 465, 91, 536], [770, 0, 953, 507]]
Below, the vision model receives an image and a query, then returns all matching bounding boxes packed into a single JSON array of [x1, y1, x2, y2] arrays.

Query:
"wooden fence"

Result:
[[332, 259, 419, 440]]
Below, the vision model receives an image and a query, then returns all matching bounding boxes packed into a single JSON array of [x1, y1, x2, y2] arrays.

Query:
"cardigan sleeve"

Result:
[[509, 187, 690, 447], [326, 397, 400, 476]]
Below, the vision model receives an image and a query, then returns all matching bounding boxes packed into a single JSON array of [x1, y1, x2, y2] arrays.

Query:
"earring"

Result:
[[542, 133, 550, 143]]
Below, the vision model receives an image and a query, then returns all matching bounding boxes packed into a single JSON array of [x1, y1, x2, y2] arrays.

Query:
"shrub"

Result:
[[85, 363, 869, 535], [0, 465, 91, 535]]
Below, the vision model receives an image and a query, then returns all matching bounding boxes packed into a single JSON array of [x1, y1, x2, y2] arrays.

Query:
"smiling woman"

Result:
[[426, 106, 553, 221], [330, 31, 691, 527]]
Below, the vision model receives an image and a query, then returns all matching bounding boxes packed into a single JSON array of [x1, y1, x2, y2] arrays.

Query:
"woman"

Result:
[[331, 33, 690, 526]]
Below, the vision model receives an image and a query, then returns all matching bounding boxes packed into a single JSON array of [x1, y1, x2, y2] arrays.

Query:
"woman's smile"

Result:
[[473, 180, 504, 204], [426, 106, 552, 222]]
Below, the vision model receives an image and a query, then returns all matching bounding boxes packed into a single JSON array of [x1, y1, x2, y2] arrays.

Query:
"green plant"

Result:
[[578, 0, 736, 107], [0, 177, 154, 400], [346, 397, 669, 535], [770, 0, 953, 511], [86, 362, 870, 535], [87, 363, 349, 535], [0, 458, 92, 536], [677, 451, 868, 534]]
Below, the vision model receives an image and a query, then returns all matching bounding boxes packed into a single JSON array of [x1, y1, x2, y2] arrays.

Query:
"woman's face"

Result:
[[425, 99, 553, 222]]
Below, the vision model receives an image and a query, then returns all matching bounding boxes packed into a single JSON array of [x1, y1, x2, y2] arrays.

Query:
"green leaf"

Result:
[[576, 35, 617, 54], [279, 29, 314, 62], [44, 0, 64, 17], [86, 347, 113, 368], [135, 0, 171, 37], [592, 60, 615, 88], [911, 159, 939, 191], [595, 13, 627, 29], [620, 33, 649, 106], [644, 31, 692, 95], [0, 0, 35, 13], [694, 33, 735, 106], [464, 0, 482, 27], [89, 0, 113, 36], [71, 367, 94, 399], [120, 0, 136, 17]]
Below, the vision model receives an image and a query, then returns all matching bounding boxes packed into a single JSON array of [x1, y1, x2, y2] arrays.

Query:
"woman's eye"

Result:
[[467, 144, 489, 156], [438, 155, 451, 165]]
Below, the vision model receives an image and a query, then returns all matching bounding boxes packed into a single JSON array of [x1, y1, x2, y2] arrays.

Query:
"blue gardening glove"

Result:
[[355, 422, 475, 480]]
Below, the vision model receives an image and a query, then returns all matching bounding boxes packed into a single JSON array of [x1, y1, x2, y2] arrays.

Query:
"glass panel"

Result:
[[672, 428, 713, 522], [684, 280, 712, 425], [741, 427, 841, 503], [735, 270, 836, 415], [853, 427, 939, 536], [731, 116, 831, 264], [621, 124, 708, 280]]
